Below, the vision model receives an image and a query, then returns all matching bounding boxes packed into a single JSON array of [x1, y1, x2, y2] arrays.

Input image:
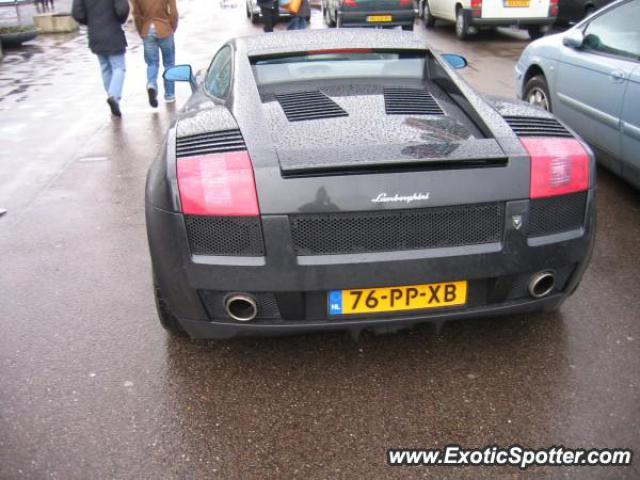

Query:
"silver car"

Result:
[[515, 0, 640, 188]]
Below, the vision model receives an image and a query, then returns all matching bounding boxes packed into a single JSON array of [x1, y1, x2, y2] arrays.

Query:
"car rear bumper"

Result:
[[338, 9, 415, 27], [463, 9, 556, 26], [146, 190, 596, 339]]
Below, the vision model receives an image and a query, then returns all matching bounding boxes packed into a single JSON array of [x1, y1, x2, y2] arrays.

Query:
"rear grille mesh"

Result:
[[176, 129, 246, 157], [276, 91, 348, 122], [184, 216, 264, 256], [528, 192, 587, 237], [503, 116, 572, 138], [384, 88, 444, 115], [290, 203, 504, 256]]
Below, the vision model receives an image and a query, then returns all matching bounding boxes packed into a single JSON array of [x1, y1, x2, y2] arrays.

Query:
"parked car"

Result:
[[516, 0, 640, 189], [148, 29, 596, 339], [245, 0, 296, 23], [422, 0, 558, 39], [322, 0, 416, 30], [556, 0, 613, 23]]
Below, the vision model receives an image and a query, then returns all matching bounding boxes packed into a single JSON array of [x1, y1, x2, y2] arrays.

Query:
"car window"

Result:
[[582, 0, 640, 60], [251, 51, 426, 86], [205, 46, 232, 99]]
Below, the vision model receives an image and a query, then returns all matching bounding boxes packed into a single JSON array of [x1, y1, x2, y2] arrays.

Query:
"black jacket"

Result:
[[72, 0, 129, 56]]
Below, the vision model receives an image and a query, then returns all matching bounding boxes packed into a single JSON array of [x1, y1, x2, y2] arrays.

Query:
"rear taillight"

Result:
[[471, 0, 482, 16], [176, 151, 260, 216], [399, 0, 412, 6], [342, 0, 357, 6], [522, 138, 590, 199], [548, 0, 558, 17]]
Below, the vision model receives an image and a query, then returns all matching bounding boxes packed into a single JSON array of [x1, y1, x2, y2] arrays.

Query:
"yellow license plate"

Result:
[[328, 281, 467, 315], [367, 15, 392, 22], [506, 0, 529, 6]]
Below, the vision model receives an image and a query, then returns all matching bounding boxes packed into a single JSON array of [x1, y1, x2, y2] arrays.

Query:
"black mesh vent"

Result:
[[503, 116, 572, 138], [176, 129, 246, 157], [528, 192, 587, 237], [384, 88, 444, 115], [199, 291, 281, 320], [290, 203, 504, 256], [184, 216, 264, 256], [276, 91, 348, 122]]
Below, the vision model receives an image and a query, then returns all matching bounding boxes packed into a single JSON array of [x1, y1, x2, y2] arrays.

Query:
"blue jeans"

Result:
[[143, 26, 176, 99], [97, 53, 125, 100], [287, 16, 307, 30]]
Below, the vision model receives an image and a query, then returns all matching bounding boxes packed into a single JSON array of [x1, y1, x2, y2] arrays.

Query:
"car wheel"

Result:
[[455, 9, 470, 40], [250, 10, 260, 23], [527, 25, 543, 40], [324, 4, 336, 26], [153, 282, 188, 337], [524, 75, 552, 112], [402, 23, 414, 31], [424, 0, 435, 27]]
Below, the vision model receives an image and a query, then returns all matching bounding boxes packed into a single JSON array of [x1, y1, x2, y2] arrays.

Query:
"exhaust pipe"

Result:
[[224, 294, 258, 322], [528, 271, 556, 299]]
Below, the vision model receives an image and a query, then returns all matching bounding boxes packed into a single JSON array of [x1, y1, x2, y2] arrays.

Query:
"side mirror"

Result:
[[441, 53, 468, 69], [163, 64, 197, 92], [563, 29, 584, 49]]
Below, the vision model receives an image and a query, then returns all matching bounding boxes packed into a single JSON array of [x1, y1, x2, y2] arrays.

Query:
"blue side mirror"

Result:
[[441, 53, 468, 69], [164, 65, 197, 92]]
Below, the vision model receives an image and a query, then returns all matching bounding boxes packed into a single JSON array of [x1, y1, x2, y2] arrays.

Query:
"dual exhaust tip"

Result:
[[528, 271, 556, 299], [224, 294, 258, 322], [223, 272, 555, 322]]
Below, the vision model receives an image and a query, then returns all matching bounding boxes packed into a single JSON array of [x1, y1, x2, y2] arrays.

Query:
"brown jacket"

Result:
[[131, 0, 178, 38]]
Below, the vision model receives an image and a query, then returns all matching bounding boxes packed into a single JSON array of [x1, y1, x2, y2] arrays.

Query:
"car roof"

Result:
[[233, 29, 429, 57]]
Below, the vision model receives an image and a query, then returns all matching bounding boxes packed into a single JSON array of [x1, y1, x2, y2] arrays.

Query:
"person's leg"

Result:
[[260, 6, 273, 32], [143, 30, 160, 107], [107, 53, 125, 101], [104, 53, 125, 117], [97, 54, 112, 95], [159, 35, 176, 102]]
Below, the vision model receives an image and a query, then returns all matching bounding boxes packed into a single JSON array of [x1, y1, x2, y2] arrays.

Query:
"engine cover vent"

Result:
[[503, 116, 572, 138], [275, 91, 348, 122], [383, 88, 444, 115], [176, 129, 246, 157]]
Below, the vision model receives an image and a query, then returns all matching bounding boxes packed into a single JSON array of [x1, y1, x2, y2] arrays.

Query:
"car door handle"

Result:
[[610, 70, 627, 82]]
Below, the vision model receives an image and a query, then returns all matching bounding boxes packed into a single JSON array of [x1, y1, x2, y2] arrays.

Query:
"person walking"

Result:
[[131, 0, 178, 107], [72, 0, 129, 117], [256, 0, 278, 32], [286, 0, 309, 30]]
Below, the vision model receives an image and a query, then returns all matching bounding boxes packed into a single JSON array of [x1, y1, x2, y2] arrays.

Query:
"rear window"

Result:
[[250, 50, 426, 86]]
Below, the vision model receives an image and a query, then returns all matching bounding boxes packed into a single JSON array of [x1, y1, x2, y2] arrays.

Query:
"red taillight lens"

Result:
[[471, 0, 482, 16], [549, 0, 558, 16], [176, 151, 260, 216], [522, 137, 590, 199], [343, 0, 357, 6], [399, 0, 412, 6]]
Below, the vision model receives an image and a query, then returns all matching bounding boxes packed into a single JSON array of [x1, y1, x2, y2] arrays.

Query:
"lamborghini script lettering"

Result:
[[371, 192, 431, 204]]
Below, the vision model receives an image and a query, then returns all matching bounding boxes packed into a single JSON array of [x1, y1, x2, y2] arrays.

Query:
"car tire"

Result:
[[324, 4, 336, 26], [402, 23, 414, 31], [527, 25, 543, 40], [153, 282, 188, 337], [250, 10, 260, 23], [455, 9, 470, 40], [523, 74, 552, 112], [424, 0, 435, 27]]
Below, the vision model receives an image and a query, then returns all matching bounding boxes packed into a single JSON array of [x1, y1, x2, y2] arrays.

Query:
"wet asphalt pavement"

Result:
[[1, 1, 639, 478]]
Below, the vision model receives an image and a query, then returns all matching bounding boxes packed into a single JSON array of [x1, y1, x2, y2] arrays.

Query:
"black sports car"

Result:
[[146, 30, 596, 339]]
